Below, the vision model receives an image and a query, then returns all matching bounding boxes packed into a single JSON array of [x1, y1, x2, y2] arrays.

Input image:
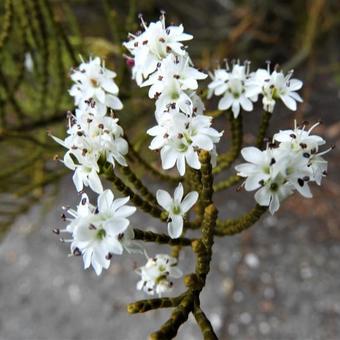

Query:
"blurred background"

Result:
[[0, 0, 339, 339]]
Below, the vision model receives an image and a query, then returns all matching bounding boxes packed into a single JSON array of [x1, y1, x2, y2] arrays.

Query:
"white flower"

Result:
[[59, 190, 136, 275], [123, 14, 193, 85], [52, 108, 129, 194], [273, 121, 325, 154], [254, 175, 294, 214], [236, 121, 332, 214], [208, 62, 257, 118], [136, 254, 182, 296], [156, 183, 198, 238], [235, 147, 278, 191], [247, 67, 303, 113], [71, 153, 103, 194], [148, 111, 222, 175], [69, 57, 123, 115], [143, 54, 207, 95]]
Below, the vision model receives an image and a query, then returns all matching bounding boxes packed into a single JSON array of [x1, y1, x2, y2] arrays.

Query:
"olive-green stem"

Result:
[[213, 174, 242, 192], [133, 228, 193, 246], [0, 0, 13, 50], [149, 291, 194, 340], [117, 164, 158, 206], [215, 204, 267, 236], [199, 151, 213, 206], [193, 298, 218, 340], [128, 294, 184, 314], [102, 164, 164, 219], [213, 112, 243, 174], [256, 111, 272, 148]]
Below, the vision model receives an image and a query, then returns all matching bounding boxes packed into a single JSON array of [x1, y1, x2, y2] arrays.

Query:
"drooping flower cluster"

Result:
[[55, 190, 136, 275], [208, 61, 303, 115], [136, 254, 182, 296], [235, 121, 332, 214], [124, 13, 223, 175], [52, 57, 128, 193]]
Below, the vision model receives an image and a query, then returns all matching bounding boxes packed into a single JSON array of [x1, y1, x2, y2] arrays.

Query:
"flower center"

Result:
[[96, 228, 106, 240], [270, 182, 279, 191], [90, 78, 100, 87], [172, 205, 181, 215]]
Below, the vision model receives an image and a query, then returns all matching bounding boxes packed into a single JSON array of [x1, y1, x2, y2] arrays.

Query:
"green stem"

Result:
[[215, 205, 267, 236], [102, 164, 164, 219], [128, 294, 184, 314], [193, 298, 218, 340], [213, 112, 243, 174], [133, 228, 193, 246], [256, 111, 272, 148]]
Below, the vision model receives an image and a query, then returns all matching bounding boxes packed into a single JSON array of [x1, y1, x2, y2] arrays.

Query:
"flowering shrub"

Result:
[[52, 13, 332, 339]]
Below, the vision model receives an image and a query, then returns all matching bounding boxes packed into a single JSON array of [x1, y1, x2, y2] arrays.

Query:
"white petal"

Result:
[[88, 171, 103, 193], [176, 155, 186, 176], [241, 147, 264, 164], [98, 189, 114, 212], [181, 191, 199, 213], [168, 215, 183, 239], [254, 187, 271, 206], [161, 146, 178, 170], [156, 190, 173, 211], [72, 170, 84, 192], [218, 94, 233, 110], [280, 94, 297, 111], [174, 183, 184, 202]]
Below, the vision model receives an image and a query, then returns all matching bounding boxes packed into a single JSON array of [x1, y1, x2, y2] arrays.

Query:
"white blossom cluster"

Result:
[[52, 14, 331, 299], [136, 254, 182, 296], [53, 57, 128, 194], [56, 190, 137, 275], [236, 121, 332, 214], [208, 61, 303, 116], [124, 13, 223, 175], [52, 56, 184, 289]]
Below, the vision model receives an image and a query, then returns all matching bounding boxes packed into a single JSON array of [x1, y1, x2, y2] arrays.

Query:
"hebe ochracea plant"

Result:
[[52, 13, 332, 339]]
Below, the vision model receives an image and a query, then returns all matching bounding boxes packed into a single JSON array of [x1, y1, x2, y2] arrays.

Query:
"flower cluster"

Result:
[[124, 13, 223, 175], [136, 254, 182, 296], [52, 57, 128, 193], [208, 61, 303, 116], [235, 121, 332, 214], [55, 190, 136, 275]]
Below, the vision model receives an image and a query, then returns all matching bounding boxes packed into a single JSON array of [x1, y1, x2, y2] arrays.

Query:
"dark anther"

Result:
[[303, 152, 310, 158], [298, 178, 304, 187], [73, 248, 81, 256], [290, 133, 296, 139], [98, 123, 104, 129], [300, 143, 307, 149], [105, 253, 113, 260], [89, 224, 96, 230], [303, 176, 310, 182], [81, 197, 87, 205], [270, 158, 276, 165], [159, 37, 165, 43]]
